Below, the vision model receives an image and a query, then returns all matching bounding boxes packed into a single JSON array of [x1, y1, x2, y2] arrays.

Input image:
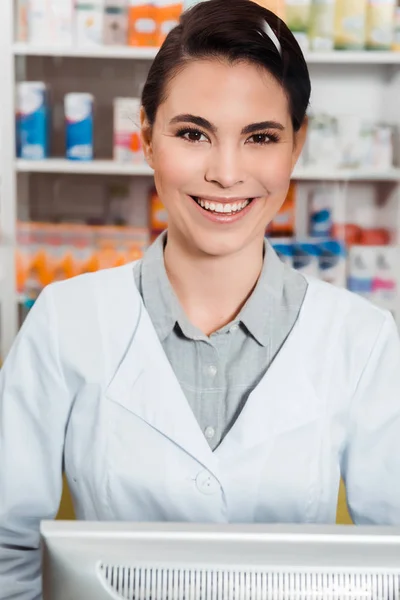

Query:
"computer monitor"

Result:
[[41, 521, 400, 600]]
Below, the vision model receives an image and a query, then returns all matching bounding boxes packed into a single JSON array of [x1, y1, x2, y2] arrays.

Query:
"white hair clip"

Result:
[[262, 20, 282, 57]]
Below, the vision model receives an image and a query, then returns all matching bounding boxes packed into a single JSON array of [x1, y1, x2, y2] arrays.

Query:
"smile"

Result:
[[191, 196, 254, 215]]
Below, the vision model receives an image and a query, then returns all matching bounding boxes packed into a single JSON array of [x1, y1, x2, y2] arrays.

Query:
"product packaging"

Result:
[[372, 245, 398, 314], [337, 115, 364, 169], [104, 0, 128, 44], [334, 0, 367, 50], [372, 125, 393, 169], [48, 0, 74, 45], [309, 0, 335, 51], [359, 227, 391, 245], [309, 186, 334, 238], [366, 0, 396, 50], [16, 0, 29, 42], [358, 122, 393, 170], [155, 0, 182, 45], [253, 0, 286, 19], [150, 188, 168, 233], [306, 114, 340, 168], [269, 183, 296, 237], [332, 222, 363, 246], [16, 222, 150, 297], [16, 82, 49, 161], [28, 0, 51, 44], [65, 93, 94, 161], [269, 238, 294, 266], [183, 0, 208, 8], [16, 222, 36, 296], [62, 225, 95, 278], [347, 245, 376, 300], [75, 1, 104, 46], [113, 98, 143, 162], [393, 4, 400, 50], [128, 0, 156, 46], [318, 239, 347, 287], [286, 0, 312, 51], [292, 241, 320, 278]]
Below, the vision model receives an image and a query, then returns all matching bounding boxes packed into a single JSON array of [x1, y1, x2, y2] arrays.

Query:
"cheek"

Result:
[[252, 147, 294, 195], [153, 138, 203, 191]]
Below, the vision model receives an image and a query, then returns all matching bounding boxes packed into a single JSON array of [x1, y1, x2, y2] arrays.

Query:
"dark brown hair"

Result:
[[141, 0, 311, 132]]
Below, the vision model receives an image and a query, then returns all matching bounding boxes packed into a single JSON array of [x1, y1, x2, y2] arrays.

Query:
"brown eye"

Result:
[[186, 130, 203, 142], [176, 128, 209, 143], [247, 132, 280, 145], [252, 134, 268, 144]]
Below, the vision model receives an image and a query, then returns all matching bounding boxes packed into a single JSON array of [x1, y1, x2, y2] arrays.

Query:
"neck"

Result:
[[164, 230, 265, 335]]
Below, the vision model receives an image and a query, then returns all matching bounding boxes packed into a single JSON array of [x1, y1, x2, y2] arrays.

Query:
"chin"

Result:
[[186, 229, 260, 258]]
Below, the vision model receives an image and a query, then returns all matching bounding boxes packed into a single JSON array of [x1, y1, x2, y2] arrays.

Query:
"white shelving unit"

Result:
[[12, 43, 400, 64], [16, 159, 155, 176], [14, 158, 400, 182], [2, 3, 400, 359]]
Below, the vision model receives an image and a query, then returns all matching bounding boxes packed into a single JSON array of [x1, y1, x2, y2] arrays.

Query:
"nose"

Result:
[[204, 144, 245, 189]]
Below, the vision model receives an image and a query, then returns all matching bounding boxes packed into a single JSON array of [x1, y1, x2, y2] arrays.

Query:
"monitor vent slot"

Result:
[[96, 564, 400, 600]]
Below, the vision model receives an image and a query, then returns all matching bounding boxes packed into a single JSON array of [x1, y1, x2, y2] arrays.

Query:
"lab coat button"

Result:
[[204, 426, 215, 440], [196, 470, 219, 495]]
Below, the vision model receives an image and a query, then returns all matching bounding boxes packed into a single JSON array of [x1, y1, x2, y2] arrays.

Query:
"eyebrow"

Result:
[[169, 114, 285, 135]]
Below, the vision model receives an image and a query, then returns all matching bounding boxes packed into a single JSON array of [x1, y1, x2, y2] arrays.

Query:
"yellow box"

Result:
[[334, 0, 367, 50], [366, 0, 396, 50]]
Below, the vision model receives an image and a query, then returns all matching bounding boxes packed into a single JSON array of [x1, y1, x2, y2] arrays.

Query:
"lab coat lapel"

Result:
[[216, 320, 321, 457], [106, 302, 219, 479]]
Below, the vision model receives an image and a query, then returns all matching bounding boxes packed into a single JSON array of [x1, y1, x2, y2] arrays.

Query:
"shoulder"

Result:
[[32, 263, 144, 381], [301, 276, 393, 390], [46, 261, 142, 314], [304, 275, 388, 333], [40, 262, 143, 349]]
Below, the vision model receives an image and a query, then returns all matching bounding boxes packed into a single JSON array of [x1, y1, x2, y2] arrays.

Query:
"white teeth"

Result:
[[194, 197, 251, 214]]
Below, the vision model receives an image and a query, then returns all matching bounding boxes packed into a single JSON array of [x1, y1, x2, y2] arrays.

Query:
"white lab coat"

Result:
[[1, 262, 400, 599]]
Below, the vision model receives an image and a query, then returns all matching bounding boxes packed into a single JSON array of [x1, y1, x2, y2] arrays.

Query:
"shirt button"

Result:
[[207, 365, 217, 377], [204, 426, 215, 440], [196, 470, 219, 495], [230, 324, 239, 332]]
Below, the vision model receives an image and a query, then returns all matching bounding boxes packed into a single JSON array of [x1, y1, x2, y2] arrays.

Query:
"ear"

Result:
[[291, 116, 308, 170], [140, 106, 154, 169]]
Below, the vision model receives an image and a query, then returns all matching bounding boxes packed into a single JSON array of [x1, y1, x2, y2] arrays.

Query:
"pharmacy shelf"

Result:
[[305, 51, 400, 64], [16, 158, 154, 176], [12, 43, 400, 64], [12, 43, 159, 60], [293, 166, 400, 182], [15, 159, 400, 182]]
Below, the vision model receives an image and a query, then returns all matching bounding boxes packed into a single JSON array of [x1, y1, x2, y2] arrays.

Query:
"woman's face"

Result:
[[141, 59, 307, 257]]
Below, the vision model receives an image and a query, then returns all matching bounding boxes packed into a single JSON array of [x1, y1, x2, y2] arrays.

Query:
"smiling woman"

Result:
[[140, 0, 309, 267], [1, 1, 400, 598]]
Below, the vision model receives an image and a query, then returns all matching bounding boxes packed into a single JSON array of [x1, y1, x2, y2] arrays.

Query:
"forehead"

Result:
[[158, 59, 291, 127]]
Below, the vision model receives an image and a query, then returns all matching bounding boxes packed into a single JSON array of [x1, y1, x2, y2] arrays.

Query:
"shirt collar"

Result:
[[141, 231, 180, 341], [237, 238, 285, 347], [141, 232, 287, 346]]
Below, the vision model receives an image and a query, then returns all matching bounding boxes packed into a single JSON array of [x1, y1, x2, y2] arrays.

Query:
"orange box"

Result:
[[268, 183, 296, 237], [150, 188, 168, 232], [128, 1, 156, 46], [253, 0, 286, 19], [154, 0, 182, 46]]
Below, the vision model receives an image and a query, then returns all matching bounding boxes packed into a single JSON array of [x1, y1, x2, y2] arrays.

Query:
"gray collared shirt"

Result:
[[133, 232, 308, 450]]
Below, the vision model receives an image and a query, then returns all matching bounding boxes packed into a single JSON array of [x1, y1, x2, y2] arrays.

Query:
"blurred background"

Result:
[[3, 0, 400, 523]]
